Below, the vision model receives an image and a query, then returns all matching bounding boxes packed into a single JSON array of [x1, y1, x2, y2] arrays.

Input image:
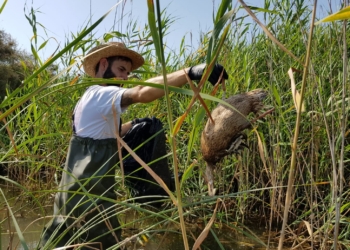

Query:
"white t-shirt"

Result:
[[73, 85, 127, 139]]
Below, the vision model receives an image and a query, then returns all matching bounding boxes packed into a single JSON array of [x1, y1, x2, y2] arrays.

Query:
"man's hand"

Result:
[[188, 63, 228, 85]]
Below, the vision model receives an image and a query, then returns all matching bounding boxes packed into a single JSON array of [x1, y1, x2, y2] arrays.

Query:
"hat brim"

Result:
[[83, 43, 144, 77]]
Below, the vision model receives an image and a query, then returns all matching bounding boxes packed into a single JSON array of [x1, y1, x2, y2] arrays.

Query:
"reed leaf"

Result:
[[315, 5, 350, 24], [180, 160, 196, 187], [288, 67, 305, 113], [0, 0, 7, 14]]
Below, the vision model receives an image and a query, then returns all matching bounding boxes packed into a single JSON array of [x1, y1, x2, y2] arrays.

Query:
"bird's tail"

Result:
[[247, 88, 268, 101], [246, 89, 268, 114]]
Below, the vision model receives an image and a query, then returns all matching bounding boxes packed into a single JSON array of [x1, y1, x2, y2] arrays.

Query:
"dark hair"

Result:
[[94, 56, 132, 75]]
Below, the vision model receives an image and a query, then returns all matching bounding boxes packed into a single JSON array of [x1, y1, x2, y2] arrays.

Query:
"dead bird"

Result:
[[200, 88, 269, 196]]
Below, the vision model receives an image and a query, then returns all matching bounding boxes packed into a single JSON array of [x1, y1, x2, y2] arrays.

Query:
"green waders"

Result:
[[39, 135, 121, 249]]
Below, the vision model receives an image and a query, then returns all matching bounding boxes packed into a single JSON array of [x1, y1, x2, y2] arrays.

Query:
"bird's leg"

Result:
[[250, 107, 275, 124], [205, 163, 216, 196], [226, 134, 248, 154]]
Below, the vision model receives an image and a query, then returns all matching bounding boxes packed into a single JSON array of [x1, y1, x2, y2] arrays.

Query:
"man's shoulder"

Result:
[[85, 85, 102, 93], [85, 85, 126, 95], [82, 85, 127, 107]]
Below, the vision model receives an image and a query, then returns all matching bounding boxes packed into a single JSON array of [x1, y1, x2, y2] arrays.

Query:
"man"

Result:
[[39, 42, 228, 249]]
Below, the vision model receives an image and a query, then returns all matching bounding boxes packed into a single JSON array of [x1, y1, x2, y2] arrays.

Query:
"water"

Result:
[[0, 188, 282, 250], [1, 222, 279, 250], [1, 217, 44, 250], [1, 212, 281, 250]]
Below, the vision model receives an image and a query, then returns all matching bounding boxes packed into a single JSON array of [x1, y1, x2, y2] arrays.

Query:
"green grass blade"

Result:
[[0, 0, 8, 14], [146, 0, 162, 62], [207, 9, 235, 64], [180, 161, 195, 187], [215, 0, 232, 24]]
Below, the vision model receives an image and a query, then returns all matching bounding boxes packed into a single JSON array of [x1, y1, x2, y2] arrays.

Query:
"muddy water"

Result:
[[2, 219, 280, 250], [1, 189, 282, 250], [1, 212, 281, 250]]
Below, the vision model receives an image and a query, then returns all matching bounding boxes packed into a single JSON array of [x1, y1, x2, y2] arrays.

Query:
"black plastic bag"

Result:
[[122, 117, 173, 206]]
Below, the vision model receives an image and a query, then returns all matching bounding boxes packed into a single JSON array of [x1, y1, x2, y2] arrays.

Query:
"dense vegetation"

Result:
[[0, 30, 34, 101], [0, 0, 349, 249]]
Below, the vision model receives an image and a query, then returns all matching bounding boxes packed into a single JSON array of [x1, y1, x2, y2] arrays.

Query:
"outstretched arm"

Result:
[[121, 63, 228, 107], [121, 68, 189, 107]]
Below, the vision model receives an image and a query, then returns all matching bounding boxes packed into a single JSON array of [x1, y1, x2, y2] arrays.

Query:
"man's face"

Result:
[[103, 59, 132, 80]]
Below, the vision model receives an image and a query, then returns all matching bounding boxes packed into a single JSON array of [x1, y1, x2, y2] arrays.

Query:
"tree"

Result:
[[0, 30, 34, 101]]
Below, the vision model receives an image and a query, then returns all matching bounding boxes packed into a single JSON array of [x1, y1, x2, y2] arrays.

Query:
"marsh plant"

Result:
[[0, 0, 349, 249]]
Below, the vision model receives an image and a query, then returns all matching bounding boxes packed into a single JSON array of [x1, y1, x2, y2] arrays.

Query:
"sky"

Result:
[[0, 0, 223, 58], [0, 0, 342, 60]]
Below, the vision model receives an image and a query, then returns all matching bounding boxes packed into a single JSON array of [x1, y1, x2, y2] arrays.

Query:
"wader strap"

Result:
[[72, 113, 76, 135], [119, 117, 122, 135], [72, 98, 82, 135]]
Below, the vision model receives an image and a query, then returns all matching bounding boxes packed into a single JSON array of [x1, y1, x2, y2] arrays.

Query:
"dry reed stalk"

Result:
[[278, 1, 317, 249]]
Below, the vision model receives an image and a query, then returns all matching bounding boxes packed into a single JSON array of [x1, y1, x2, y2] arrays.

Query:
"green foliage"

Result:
[[0, 30, 35, 102], [1, 0, 350, 249]]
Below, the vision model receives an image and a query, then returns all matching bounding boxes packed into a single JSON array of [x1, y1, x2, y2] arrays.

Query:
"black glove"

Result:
[[188, 63, 228, 85], [131, 117, 153, 126]]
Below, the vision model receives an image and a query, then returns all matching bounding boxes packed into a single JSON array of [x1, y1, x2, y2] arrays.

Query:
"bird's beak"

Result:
[[208, 183, 217, 196], [205, 162, 217, 196]]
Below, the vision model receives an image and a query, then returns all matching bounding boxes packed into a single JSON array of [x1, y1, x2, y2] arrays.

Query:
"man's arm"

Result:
[[120, 121, 132, 137], [120, 63, 228, 107], [121, 68, 189, 107]]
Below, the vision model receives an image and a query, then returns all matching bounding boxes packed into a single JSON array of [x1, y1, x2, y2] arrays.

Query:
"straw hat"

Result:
[[83, 42, 144, 77]]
